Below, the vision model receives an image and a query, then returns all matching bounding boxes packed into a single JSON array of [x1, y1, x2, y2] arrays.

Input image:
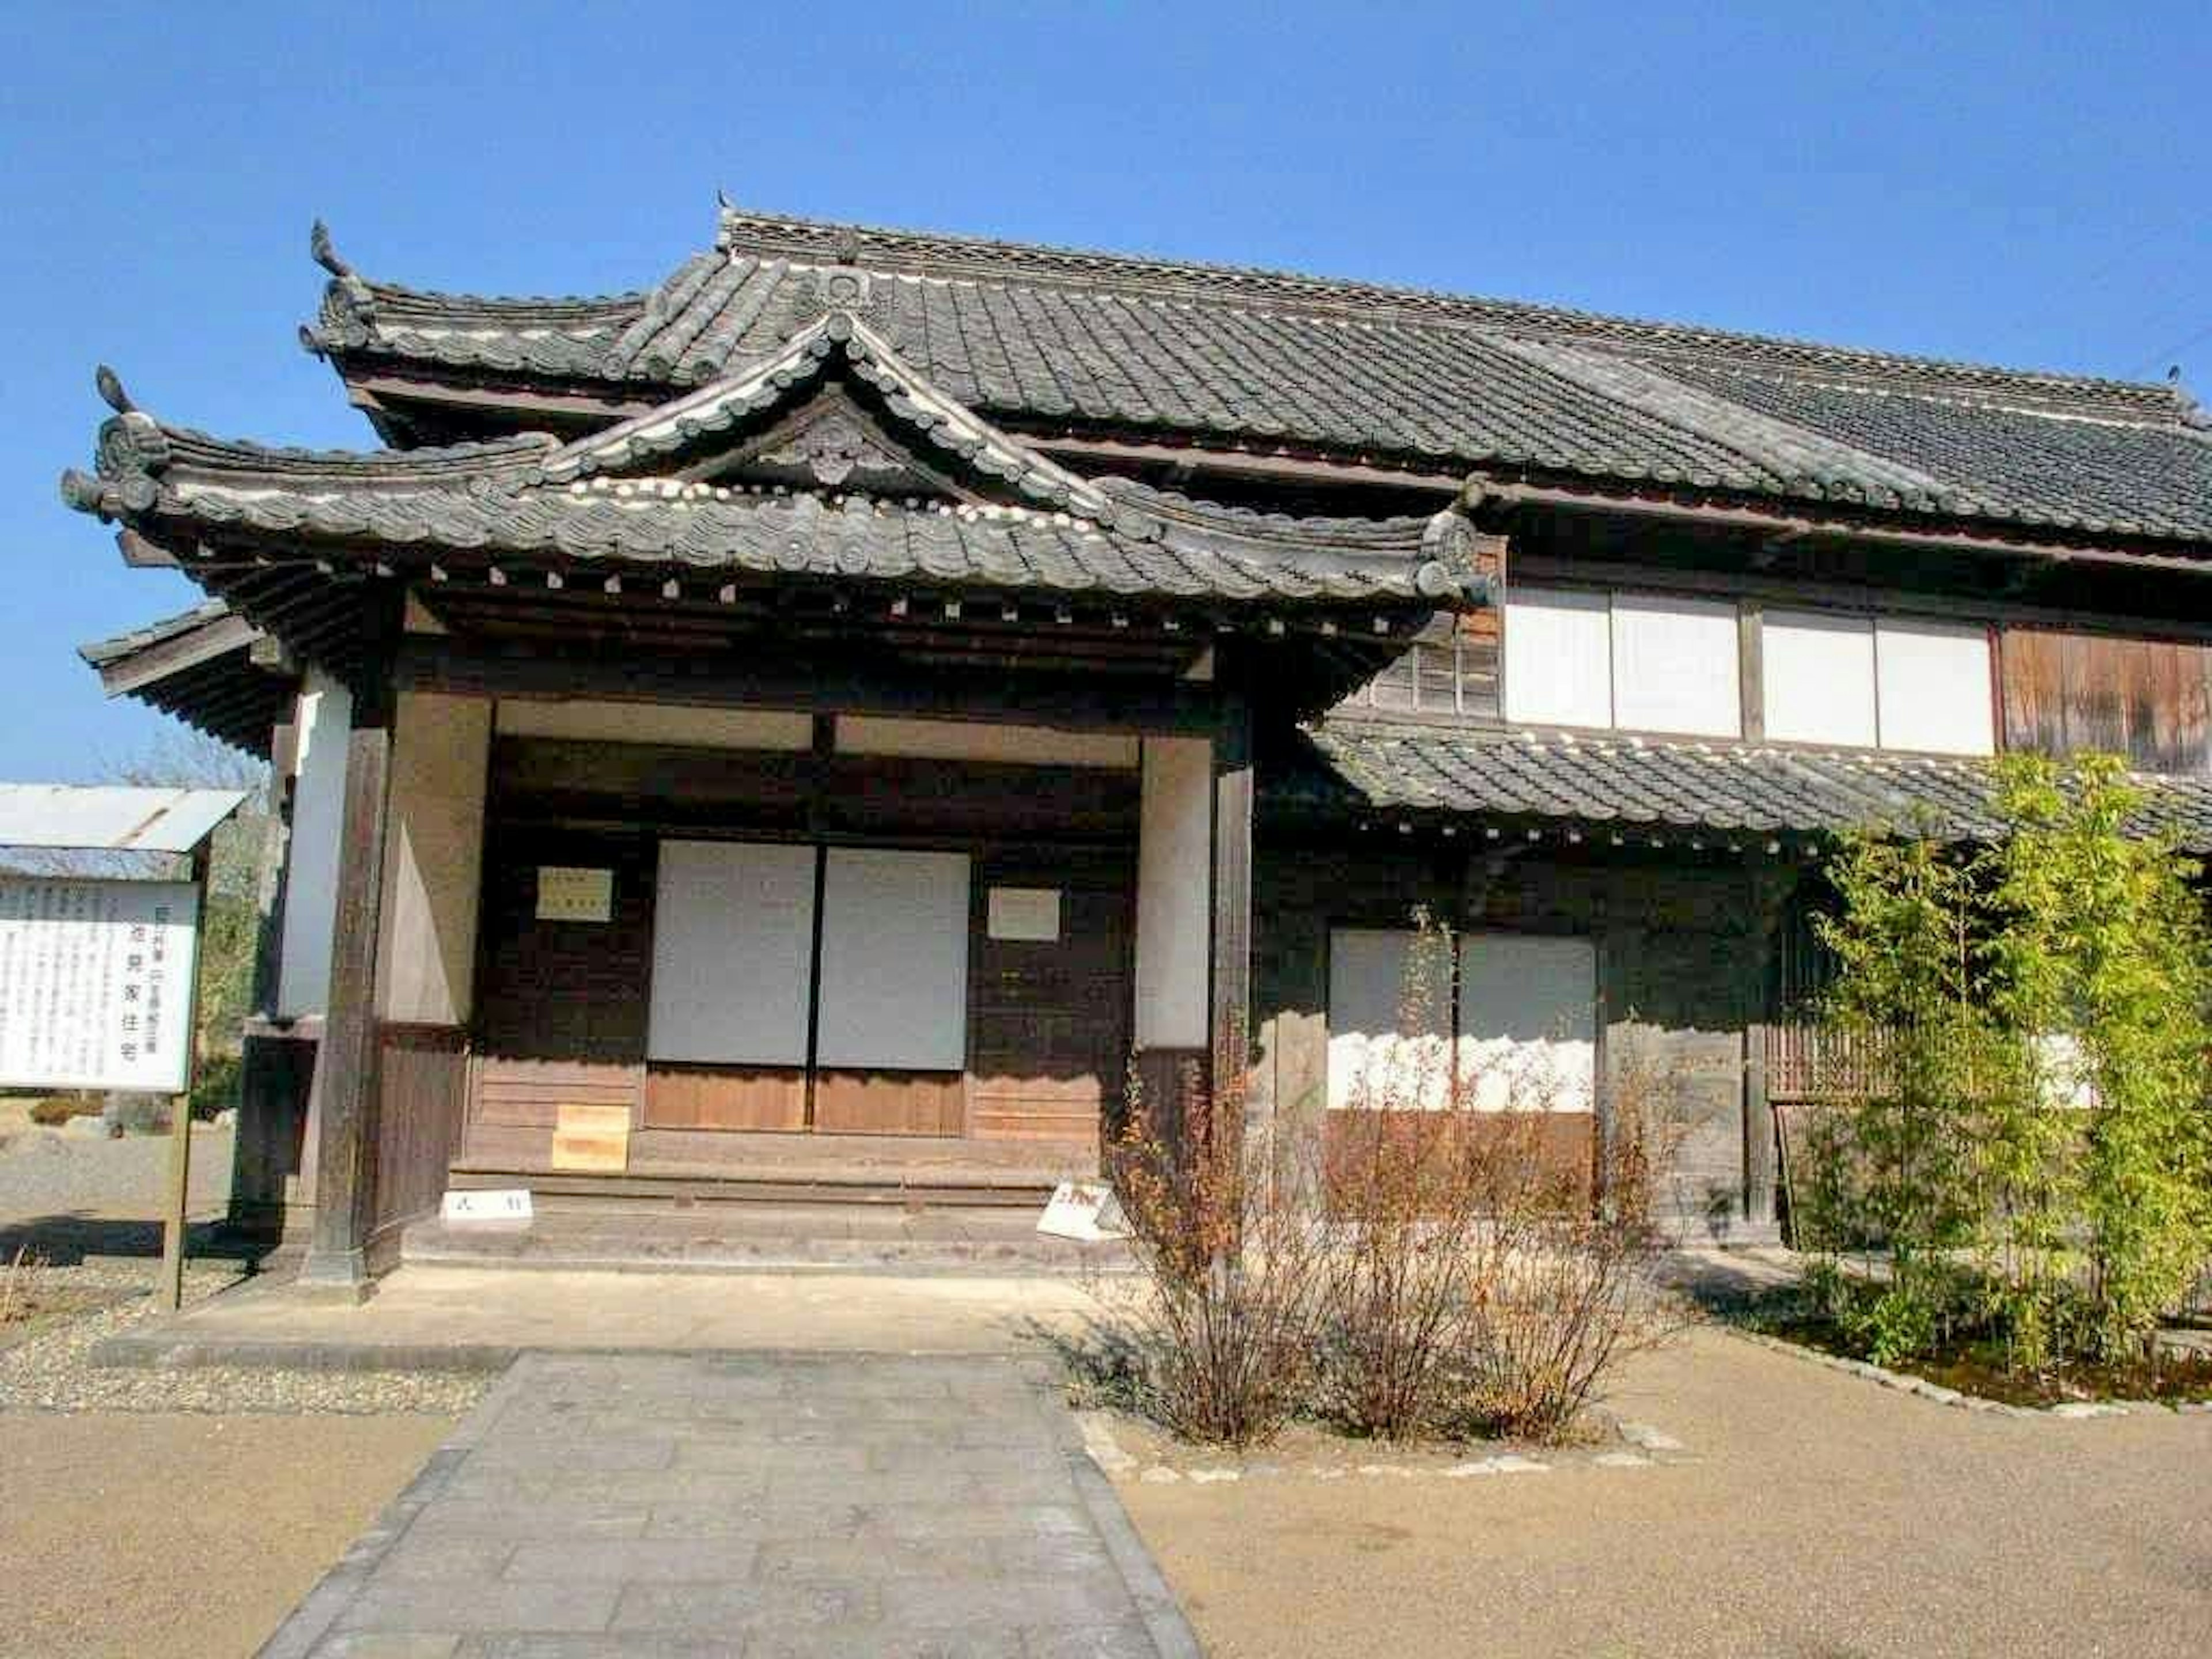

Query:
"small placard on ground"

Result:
[[442, 1188, 533, 1226], [1037, 1180, 1128, 1241]]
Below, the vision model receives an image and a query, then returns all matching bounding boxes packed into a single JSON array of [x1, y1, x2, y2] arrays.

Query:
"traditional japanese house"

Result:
[[67, 203, 2212, 1288]]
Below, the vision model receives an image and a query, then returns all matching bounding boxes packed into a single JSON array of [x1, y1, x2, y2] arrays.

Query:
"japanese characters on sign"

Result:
[[536, 865, 615, 923], [0, 878, 202, 1093]]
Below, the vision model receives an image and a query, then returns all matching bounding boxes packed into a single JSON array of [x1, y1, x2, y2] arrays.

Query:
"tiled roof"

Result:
[[304, 206, 2212, 547], [61, 402, 1487, 609], [1294, 718, 2212, 852], [76, 599, 286, 757], [77, 598, 240, 667]]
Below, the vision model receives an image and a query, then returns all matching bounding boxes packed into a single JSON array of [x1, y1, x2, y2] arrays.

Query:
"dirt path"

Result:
[[1119, 1325, 2212, 1659], [0, 1411, 454, 1659]]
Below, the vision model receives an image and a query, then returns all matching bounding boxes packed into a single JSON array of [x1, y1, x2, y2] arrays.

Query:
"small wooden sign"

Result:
[[987, 886, 1062, 942], [551, 1102, 631, 1173], [536, 866, 613, 923]]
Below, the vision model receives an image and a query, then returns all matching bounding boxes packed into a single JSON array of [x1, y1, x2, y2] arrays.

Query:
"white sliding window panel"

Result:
[[1457, 933, 1597, 1113], [1875, 619, 1995, 755], [1610, 593, 1742, 737], [816, 848, 972, 1071], [1763, 609, 1878, 747], [1503, 586, 1613, 729], [647, 841, 817, 1065], [1326, 929, 1453, 1111]]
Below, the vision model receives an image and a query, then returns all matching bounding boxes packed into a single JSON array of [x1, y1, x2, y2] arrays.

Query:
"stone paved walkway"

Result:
[[257, 1351, 1199, 1659]]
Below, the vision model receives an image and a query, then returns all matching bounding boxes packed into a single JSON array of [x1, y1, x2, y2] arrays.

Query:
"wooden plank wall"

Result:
[[370, 1022, 470, 1237], [2001, 626, 2211, 774], [968, 850, 1135, 1143]]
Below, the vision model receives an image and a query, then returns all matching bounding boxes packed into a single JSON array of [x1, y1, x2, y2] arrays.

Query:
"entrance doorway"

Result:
[[642, 839, 971, 1135]]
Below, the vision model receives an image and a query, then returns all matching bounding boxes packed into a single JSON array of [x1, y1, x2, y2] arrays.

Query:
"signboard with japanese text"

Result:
[[0, 878, 202, 1093], [536, 866, 614, 923]]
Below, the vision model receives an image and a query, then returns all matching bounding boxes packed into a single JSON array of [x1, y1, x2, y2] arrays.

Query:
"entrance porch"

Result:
[[279, 636, 1265, 1287]]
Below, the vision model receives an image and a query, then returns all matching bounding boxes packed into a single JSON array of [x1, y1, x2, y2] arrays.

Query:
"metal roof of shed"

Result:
[[0, 785, 248, 853]]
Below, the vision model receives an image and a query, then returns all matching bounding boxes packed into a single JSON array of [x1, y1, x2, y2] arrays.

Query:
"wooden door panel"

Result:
[[813, 1071, 968, 1136], [643, 1066, 807, 1132]]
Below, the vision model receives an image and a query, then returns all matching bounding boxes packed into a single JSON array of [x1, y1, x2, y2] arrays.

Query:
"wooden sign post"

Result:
[[0, 785, 245, 1312], [158, 842, 215, 1312]]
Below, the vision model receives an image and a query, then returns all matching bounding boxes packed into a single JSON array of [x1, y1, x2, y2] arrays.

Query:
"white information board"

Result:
[[0, 878, 202, 1093]]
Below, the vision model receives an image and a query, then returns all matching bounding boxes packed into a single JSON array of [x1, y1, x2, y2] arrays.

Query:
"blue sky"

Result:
[[5, 1, 2206, 780]]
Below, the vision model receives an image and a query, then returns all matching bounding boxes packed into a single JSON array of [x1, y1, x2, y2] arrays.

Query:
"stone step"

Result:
[[400, 1204, 1134, 1277]]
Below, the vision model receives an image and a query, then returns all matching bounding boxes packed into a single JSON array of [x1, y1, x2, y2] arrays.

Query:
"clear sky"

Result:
[[5, 1, 2206, 781]]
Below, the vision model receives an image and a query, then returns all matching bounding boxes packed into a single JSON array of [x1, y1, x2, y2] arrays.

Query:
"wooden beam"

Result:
[[394, 636, 1229, 736], [1471, 476, 2212, 576], [1737, 598, 1766, 742], [1032, 433, 1461, 495], [343, 372, 656, 428], [299, 588, 401, 1291]]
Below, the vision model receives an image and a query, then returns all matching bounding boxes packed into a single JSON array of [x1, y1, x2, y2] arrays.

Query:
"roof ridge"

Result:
[[713, 204, 2184, 421]]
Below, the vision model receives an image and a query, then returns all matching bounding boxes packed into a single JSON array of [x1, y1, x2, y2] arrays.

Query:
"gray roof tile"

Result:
[[1296, 718, 2212, 851], [306, 209, 2212, 548]]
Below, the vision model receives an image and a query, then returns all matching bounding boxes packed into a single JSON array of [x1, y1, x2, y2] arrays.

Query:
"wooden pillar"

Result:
[[1741, 862, 1796, 1233], [1210, 690, 1255, 1139], [300, 596, 400, 1291], [1743, 1022, 1776, 1230]]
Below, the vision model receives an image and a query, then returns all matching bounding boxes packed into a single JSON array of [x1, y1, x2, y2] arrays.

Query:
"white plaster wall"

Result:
[[374, 693, 492, 1024], [1503, 586, 1613, 729], [1610, 593, 1741, 738], [495, 699, 812, 751], [1875, 619, 1995, 755], [1764, 610, 1878, 746], [276, 672, 351, 1018], [835, 715, 1139, 768], [1134, 736, 1212, 1050]]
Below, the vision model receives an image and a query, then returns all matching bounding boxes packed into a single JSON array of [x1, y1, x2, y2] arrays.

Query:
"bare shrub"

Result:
[[1457, 1040, 1683, 1441], [1098, 916, 1687, 1450], [27, 1096, 95, 1127], [1103, 1048, 1328, 1448], [1, 1246, 41, 1327], [1318, 914, 1684, 1444]]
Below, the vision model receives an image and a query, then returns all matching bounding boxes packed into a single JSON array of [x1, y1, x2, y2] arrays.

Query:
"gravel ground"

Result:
[[0, 1119, 233, 1234], [1122, 1323, 2212, 1658], [1, 1407, 455, 1659], [1, 1257, 489, 1414]]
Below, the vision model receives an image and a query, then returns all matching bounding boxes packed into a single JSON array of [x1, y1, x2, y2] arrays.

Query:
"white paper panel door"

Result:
[[1610, 593, 1741, 737], [1763, 610, 1878, 747], [1503, 587, 1613, 729], [1457, 933, 1597, 1112], [647, 840, 817, 1065], [1875, 619, 1995, 755], [816, 848, 972, 1071], [1327, 928, 1452, 1110]]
